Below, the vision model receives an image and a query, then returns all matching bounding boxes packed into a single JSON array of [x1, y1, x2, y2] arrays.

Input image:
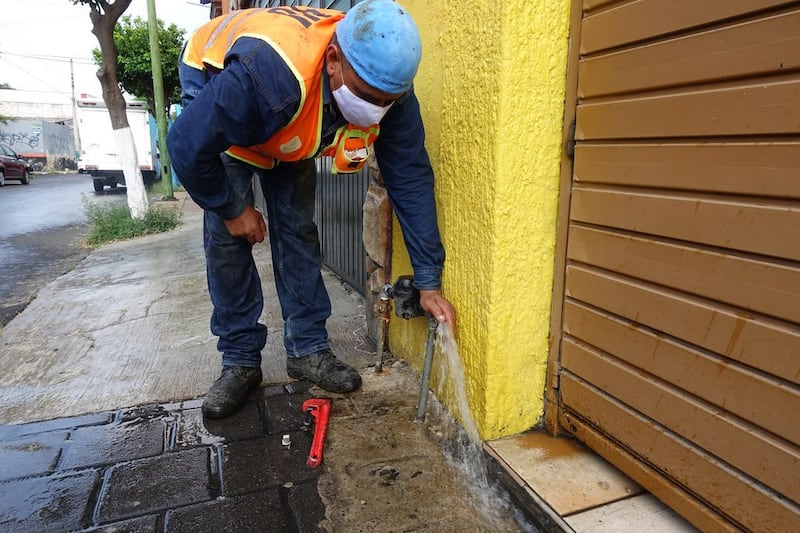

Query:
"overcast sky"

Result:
[[0, 0, 211, 100]]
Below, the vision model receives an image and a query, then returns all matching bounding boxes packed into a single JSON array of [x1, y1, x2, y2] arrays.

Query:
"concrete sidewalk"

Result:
[[0, 194, 536, 531]]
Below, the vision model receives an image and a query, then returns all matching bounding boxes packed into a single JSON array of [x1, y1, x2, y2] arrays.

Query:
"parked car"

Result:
[[0, 143, 31, 186]]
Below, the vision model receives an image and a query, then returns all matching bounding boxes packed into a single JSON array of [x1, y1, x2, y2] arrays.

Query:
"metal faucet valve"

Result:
[[392, 275, 426, 320]]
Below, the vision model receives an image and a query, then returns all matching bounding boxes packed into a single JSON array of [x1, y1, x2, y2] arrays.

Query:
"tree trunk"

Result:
[[89, 0, 149, 219]]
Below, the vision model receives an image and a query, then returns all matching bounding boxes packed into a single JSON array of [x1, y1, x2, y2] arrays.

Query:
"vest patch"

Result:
[[280, 136, 303, 154]]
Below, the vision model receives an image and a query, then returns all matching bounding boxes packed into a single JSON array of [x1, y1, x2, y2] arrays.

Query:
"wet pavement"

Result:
[[0, 361, 537, 532], [0, 173, 125, 327], [0, 387, 324, 531], [0, 173, 125, 240], [0, 192, 539, 532]]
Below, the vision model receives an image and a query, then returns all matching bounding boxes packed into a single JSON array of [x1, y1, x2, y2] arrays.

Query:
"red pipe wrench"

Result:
[[302, 398, 331, 467]]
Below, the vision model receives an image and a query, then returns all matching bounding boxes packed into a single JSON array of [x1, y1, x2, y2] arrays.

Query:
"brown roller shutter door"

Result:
[[550, 1, 800, 531]]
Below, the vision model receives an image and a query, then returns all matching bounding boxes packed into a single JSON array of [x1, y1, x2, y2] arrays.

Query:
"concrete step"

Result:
[[486, 431, 698, 532]]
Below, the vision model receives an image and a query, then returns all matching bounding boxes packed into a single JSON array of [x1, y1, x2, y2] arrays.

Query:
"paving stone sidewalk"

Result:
[[0, 365, 540, 533], [0, 382, 325, 532]]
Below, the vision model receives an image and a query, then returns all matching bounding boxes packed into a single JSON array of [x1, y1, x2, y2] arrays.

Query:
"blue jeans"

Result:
[[204, 154, 331, 368]]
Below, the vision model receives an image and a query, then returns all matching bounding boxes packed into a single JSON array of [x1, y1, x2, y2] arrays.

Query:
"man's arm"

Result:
[[373, 90, 455, 326], [374, 89, 445, 290]]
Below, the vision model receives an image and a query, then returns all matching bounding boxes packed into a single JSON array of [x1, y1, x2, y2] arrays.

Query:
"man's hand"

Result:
[[223, 204, 267, 245], [420, 289, 456, 329]]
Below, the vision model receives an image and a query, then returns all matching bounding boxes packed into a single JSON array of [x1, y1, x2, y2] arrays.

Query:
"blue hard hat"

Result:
[[336, 0, 422, 94]]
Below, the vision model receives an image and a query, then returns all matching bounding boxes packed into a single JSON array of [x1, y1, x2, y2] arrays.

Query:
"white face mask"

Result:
[[332, 64, 393, 127]]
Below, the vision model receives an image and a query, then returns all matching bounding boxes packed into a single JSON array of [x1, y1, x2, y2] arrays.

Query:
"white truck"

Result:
[[76, 97, 159, 192]]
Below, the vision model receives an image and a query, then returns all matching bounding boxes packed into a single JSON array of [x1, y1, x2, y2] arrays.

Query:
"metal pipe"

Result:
[[374, 277, 439, 421], [416, 315, 439, 421], [374, 284, 394, 373], [375, 317, 387, 373]]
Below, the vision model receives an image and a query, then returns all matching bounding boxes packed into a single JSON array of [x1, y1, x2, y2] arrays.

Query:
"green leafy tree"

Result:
[[92, 15, 185, 117]]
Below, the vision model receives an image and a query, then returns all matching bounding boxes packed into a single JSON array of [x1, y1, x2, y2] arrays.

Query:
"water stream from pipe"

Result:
[[434, 323, 480, 444], [432, 323, 538, 532]]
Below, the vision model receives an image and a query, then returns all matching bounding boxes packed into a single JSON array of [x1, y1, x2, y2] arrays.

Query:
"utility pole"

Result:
[[146, 0, 174, 200], [70, 59, 82, 157]]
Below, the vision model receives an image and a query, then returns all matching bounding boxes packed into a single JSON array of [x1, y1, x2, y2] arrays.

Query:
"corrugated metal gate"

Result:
[[551, 1, 800, 530], [251, 0, 368, 295], [315, 157, 369, 294]]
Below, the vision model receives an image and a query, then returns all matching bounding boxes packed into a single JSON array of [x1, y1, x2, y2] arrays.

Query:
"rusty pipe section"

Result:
[[374, 284, 394, 373], [371, 276, 439, 420]]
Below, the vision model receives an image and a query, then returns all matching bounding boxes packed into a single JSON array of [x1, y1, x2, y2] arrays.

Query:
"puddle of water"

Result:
[[0, 470, 98, 530], [432, 324, 538, 532]]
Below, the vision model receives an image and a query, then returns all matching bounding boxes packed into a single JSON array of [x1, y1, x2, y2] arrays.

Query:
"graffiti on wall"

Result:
[[0, 130, 41, 150], [0, 119, 76, 171]]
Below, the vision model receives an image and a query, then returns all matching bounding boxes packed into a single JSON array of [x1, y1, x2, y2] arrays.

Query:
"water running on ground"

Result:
[[433, 324, 538, 531]]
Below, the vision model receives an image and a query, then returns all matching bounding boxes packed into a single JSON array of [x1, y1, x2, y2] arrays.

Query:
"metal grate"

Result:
[[315, 157, 369, 295], [248, 0, 368, 294]]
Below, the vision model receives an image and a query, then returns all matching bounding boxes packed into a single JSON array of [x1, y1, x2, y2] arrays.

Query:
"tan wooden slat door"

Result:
[[553, 1, 800, 531]]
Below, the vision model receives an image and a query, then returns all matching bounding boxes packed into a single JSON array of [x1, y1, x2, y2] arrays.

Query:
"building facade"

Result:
[[0, 90, 76, 171]]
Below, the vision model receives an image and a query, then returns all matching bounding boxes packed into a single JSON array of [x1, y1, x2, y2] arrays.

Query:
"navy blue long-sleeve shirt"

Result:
[[167, 37, 445, 289]]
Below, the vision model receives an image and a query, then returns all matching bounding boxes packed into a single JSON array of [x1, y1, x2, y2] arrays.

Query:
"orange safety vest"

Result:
[[182, 7, 380, 174]]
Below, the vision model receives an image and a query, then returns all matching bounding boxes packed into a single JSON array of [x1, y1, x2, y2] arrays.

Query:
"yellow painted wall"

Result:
[[390, 0, 571, 440]]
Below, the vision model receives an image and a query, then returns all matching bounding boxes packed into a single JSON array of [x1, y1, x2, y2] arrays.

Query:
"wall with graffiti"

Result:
[[0, 119, 76, 171]]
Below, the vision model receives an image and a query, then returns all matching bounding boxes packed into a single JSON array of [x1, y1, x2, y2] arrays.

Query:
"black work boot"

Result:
[[202, 366, 263, 419], [286, 349, 362, 393]]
